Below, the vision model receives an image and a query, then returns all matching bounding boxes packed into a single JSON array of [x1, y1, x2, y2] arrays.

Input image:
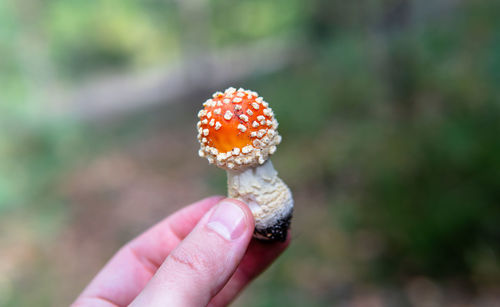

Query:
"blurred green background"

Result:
[[1, 0, 500, 306]]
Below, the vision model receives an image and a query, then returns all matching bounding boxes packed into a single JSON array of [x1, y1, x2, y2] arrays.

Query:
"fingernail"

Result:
[[207, 200, 247, 240]]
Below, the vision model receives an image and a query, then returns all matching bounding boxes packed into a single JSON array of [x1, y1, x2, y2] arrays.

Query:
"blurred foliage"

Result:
[[47, 0, 180, 77], [1, 0, 500, 306]]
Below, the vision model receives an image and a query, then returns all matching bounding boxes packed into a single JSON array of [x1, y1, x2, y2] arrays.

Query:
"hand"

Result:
[[72, 196, 290, 307]]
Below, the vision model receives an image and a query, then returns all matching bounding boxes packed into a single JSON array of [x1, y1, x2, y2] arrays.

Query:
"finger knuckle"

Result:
[[168, 247, 212, 274]]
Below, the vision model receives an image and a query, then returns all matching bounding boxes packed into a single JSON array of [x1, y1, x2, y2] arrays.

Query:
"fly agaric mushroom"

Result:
[[197, 87, 293, 241]]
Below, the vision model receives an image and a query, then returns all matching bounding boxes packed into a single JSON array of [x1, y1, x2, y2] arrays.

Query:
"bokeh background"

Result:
[[1, 0, 500, 306]]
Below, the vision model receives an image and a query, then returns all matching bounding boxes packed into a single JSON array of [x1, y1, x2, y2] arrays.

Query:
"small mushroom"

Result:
[[197, 87, 293, 241]]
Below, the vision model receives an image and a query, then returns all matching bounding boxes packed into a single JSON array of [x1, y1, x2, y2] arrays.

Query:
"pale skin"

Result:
[[72, 196, 290, 307]]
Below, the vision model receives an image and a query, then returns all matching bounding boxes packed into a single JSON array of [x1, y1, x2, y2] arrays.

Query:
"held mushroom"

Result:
[[197, 87, 293, 241]]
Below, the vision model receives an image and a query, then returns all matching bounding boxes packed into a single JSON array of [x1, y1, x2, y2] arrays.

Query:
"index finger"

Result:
[[73, 195, 224, 307]]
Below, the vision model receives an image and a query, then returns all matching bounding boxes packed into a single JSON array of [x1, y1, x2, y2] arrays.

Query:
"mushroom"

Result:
[[197, 87, 293, 241]]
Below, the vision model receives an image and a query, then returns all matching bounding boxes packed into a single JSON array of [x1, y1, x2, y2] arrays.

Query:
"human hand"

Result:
[[72, 196, 290, 307]]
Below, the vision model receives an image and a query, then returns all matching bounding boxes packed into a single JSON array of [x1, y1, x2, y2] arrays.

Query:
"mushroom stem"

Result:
[[226, 160, 293, 241]]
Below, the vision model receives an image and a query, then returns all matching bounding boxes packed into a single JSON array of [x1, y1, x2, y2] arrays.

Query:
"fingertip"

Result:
[[205, 199, 254, 241], [219, 198, 255, 230]]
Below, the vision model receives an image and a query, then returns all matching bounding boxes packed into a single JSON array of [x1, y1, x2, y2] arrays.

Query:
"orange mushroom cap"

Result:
[[197, 87, 281, 170]]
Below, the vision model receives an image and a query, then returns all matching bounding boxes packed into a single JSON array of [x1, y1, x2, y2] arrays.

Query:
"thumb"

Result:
[[130, 199, 255, 307]]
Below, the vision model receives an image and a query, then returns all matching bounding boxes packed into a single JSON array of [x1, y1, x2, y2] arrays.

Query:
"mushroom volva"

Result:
[[197, 87, 293, 241]]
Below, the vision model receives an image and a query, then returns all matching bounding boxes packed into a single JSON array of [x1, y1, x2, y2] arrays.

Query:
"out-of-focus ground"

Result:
[[2, 0, 500, 306]]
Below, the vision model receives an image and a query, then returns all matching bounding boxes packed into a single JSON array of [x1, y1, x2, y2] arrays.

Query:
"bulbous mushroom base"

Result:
[[227, 160, 294, 242], [253, 213, 292, 242]]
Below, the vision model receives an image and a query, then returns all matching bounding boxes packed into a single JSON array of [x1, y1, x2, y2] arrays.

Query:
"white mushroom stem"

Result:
[[226, 160, 293, 240]]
